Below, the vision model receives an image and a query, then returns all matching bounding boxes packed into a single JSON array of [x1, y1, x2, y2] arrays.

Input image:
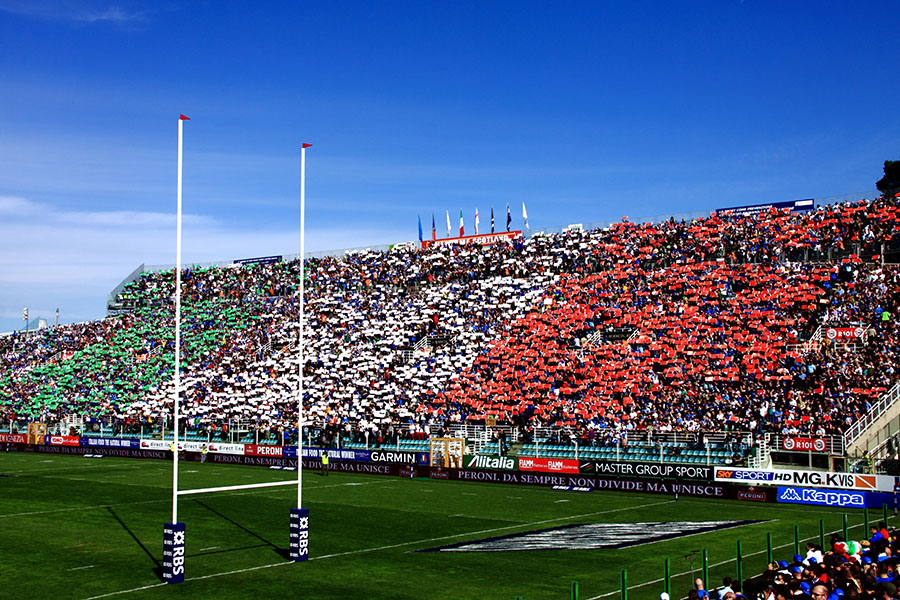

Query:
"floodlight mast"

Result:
[[298, 143, 311, 508]]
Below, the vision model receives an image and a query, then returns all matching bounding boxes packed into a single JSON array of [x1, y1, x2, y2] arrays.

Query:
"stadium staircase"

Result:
[[844, 382, 900, 458]]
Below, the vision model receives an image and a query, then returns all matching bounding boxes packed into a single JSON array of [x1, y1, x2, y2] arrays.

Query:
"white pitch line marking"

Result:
[[68, 565, 95, 571], [82, 499, 676, 600], [554, 499, 569, 503], [199, 546, 220, 551]]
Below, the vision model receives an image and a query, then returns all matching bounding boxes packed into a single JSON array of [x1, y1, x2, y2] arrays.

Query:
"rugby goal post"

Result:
[[163, 118, 311, 583]]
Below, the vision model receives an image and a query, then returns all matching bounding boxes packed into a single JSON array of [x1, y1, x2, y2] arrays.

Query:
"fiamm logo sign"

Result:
[[777, 487, 864, 508]]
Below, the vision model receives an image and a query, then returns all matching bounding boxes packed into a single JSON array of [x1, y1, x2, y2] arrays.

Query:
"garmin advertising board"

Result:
[[715, 467, 891, 492], [368, 450, 429, 465], [580, 460, 713, 481]]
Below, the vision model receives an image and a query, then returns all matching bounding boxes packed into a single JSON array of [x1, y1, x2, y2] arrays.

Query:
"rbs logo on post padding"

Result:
[[163, 523, 186, 583]]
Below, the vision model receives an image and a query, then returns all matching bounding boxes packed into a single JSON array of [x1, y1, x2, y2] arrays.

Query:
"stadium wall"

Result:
[[7, 436, 898, 509]]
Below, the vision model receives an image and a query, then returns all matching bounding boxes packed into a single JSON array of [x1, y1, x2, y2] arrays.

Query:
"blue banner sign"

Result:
[[776, 486, 864, 508], [162, 522, 186, 583], [234, 255, 282, 265], [716, 199, 814, 217], [80, 437, 141, 449]]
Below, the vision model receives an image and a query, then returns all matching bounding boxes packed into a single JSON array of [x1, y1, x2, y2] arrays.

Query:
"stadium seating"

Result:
[[3, 195, 900, 463]]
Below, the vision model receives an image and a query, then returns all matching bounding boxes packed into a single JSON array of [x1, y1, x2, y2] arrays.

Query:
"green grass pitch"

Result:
[[0, 453, 875, 599]]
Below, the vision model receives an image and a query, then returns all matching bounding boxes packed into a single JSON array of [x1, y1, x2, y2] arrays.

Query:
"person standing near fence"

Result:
[[321, 450, 329, 476]]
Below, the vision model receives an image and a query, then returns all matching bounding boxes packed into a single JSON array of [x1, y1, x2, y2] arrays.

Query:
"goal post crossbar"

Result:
[[176, 479, 299, 497]]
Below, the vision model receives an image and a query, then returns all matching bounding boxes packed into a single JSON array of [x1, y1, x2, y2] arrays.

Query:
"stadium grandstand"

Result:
[[3, 192, 900, 474]]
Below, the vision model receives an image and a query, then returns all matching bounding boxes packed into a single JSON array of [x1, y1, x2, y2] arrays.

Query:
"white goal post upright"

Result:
[[289, 143, 313, 563], [163, 113, 191, 585], [298, 142, 309, 509]]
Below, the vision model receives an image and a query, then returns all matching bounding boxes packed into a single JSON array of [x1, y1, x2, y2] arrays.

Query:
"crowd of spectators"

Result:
[[679, 522, 900, 599], [2, 195, 900, 445]]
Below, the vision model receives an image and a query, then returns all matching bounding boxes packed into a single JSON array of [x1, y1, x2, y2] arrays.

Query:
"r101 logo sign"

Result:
[[825, 327, 865, 340], [782, 437, 827, 452]]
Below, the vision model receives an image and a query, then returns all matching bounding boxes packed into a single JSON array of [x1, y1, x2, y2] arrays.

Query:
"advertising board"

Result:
[[464, 455, 517, 470], [776, 487, 865, 508], [0, 433, 26, 443], [518, 457, 579, 474], [825, 327, 866, 341], [716, 467, 890, 492], [420, 230, 522, 249], [81, 437, 141, 449], [715, 199, 814, 217], [781, 437, 827, 452], [581, 460, 713, 480], [44, 435, 80, 446]]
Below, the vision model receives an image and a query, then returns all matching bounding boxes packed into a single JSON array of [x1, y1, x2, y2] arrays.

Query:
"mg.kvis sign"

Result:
[[715, 467, 893, 492]]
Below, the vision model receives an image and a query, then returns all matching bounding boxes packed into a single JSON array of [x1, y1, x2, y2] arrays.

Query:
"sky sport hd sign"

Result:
[[715, 467, 892, 492]]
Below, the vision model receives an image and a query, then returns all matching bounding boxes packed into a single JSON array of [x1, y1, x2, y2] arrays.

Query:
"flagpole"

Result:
[[173, 115, 188, 524]]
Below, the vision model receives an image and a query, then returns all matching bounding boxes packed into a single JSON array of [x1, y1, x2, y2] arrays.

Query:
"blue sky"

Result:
[[1, 0, 898, 333]]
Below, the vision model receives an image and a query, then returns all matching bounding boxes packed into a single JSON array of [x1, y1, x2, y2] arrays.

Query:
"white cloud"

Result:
[[0, 195, 411, 333], [0, 195, 41, 214], [0, 1, 150, 26]]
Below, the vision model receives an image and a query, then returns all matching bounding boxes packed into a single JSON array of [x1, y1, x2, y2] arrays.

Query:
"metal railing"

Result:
[[844, 382, 900, 448]]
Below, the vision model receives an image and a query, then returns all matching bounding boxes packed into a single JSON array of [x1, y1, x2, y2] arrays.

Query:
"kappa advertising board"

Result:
[[777, 487, 865, 508], [781, 437, 827, 452], [715, 467, 892, 492], [518, 457, 580, 474], [580, 460, 713, 481]]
